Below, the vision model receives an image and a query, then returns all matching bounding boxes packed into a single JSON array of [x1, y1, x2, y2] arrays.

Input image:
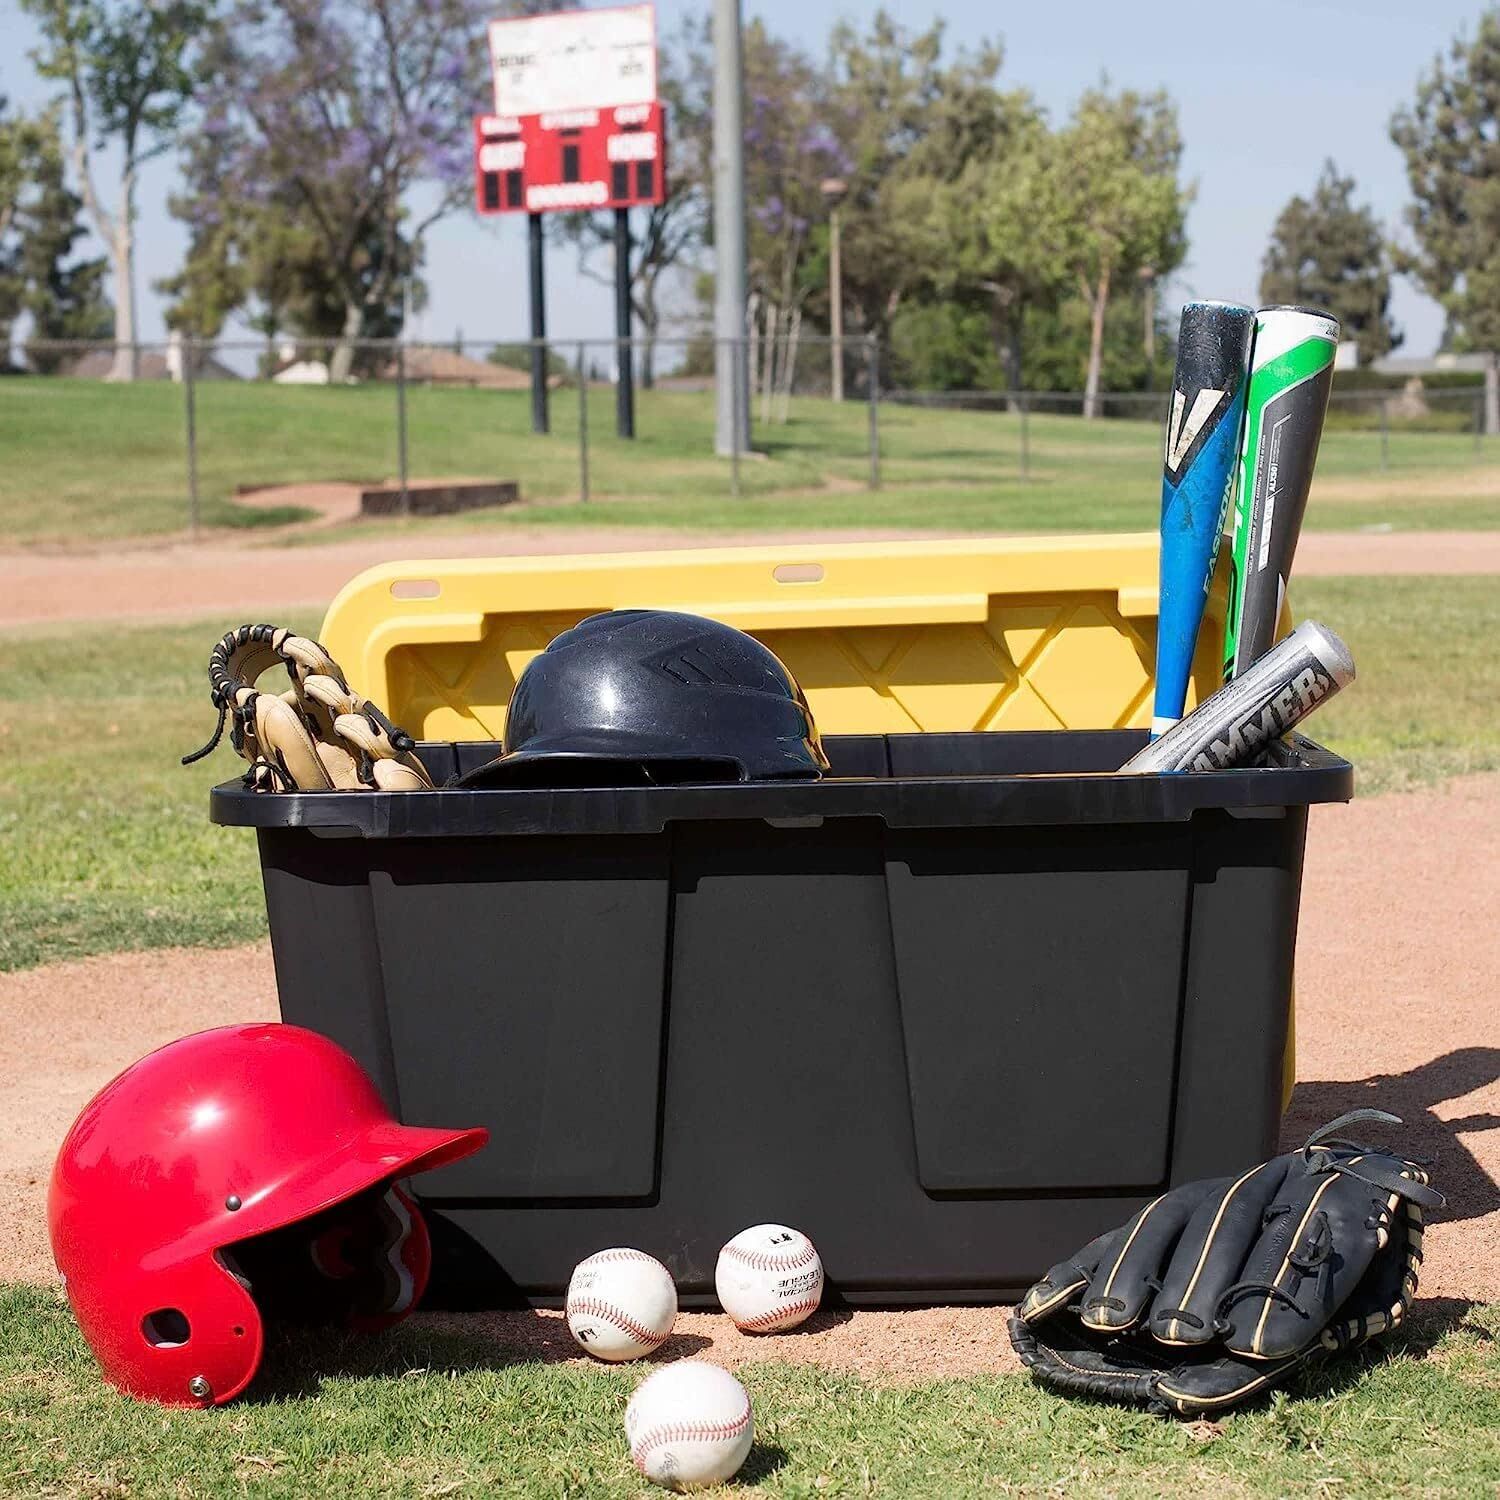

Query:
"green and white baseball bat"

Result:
[[1221, 306, 1340, 681]]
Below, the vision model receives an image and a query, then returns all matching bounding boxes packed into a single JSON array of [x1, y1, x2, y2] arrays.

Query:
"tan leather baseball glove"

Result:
[[182, 623, 433, 792]]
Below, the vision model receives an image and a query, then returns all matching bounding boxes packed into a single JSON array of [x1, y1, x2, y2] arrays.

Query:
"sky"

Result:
[[0, 0, 1486, 359]]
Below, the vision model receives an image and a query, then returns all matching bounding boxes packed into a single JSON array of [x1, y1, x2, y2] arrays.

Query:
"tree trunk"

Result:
[[1082, 264, 1111, 421], [777, 304, 802, 424], [761, 300, 779, 425], [746, 292, 761, 403], [989, 291, 1024, 410], [1004, 309, 1024, 398], [1487, 350, 1499, 438], [328, 302, 362, 384], [638, 281, 658, 389], [105, 168, 138, 383]]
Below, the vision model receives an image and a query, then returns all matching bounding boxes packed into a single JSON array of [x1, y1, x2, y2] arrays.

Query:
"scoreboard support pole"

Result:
[[614, 208, 636, 440], [528, 211, 550, 435]]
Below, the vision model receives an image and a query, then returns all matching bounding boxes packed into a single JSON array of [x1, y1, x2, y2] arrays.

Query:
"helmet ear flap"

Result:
[[77, 1254, 264, 1408], [307, 1183, 431, 1332], [343, 1183, 431, 1332], [229, 1182, 433, 1334]]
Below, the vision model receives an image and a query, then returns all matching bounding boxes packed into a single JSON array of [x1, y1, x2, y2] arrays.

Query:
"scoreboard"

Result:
[[473, 102, 667, 216]]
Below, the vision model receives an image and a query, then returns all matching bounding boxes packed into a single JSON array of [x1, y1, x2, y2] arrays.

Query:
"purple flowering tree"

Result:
[[718, 19, 845, 419], [183, 0, 489, 380]]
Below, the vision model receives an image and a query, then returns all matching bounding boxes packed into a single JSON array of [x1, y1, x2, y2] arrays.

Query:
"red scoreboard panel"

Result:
[[473, 102, 667, 216]]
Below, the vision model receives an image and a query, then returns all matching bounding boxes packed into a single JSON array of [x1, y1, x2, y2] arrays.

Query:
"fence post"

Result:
[[866, 335, 880, 491], [729, 337, 741, 499], [395, 341, 410, 517], [528, 213, 550, 435], [1378, 396, 1389, 472], [1476, 396, 1484, 457], [614, 208, 635, 440], [1019, 393, 1030, 480], [577, 341, 590, 504], [182, 337, 200, 540]]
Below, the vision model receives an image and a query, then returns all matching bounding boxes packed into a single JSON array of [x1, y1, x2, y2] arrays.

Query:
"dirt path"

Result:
[[3, 776, 1495, 1379], [2, 529, 1497, 630]]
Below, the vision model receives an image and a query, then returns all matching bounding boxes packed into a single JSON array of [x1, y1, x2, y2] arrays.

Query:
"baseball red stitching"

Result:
[[577, 1248, 664, 1269], [631, 1398, 753, 1473], [719, 1240, 818, 1273], [737, 1296, 821, 1332], [566, 1298, 667, 1348]]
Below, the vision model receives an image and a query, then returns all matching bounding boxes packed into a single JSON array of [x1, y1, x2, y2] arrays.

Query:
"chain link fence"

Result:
[[3, 332, 1493, 542]]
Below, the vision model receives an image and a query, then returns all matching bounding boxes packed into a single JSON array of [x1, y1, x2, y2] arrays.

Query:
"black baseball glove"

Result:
[[1008, 1110, 1442, 1417]]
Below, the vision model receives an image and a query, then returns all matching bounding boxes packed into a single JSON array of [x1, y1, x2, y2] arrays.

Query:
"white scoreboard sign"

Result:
[[488, 4, 657, 118]]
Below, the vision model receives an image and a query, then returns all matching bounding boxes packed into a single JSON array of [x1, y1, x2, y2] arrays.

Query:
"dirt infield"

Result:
[[4, 528, 1499, 629], [3, 775, 1495, 1380]]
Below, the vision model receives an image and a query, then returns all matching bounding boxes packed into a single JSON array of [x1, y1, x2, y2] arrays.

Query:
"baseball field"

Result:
[[3, 381, 1500, 548], [1, 397, 1498, 1495]]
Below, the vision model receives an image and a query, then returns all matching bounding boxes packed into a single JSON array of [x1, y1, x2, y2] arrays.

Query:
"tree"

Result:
[[186, 0, 486, 382], [153, 126, 247, 346], [908, 95, 1068, 391], [1260, 161, 1401, 365], [824, 15, 1010, 348], [558, 33, 709, 387], [0, 99, 34, 361], [1054, 86, 1189, 417], [22, 0, 205, 380], [887, 300, 1003, 390], [0, 99, 110, 371], [1391, 12, 1500, 433], [886, 276, 1173, 396], [1020, 286, 1172, 396], [158, 129, 423, 374], [17, 104, 111, 370], [733, 18, 845, 413]]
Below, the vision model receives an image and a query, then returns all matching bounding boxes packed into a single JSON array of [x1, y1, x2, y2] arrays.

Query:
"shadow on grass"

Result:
[[1393, 1296, 1489, 1356], [246, 1290, 863, 1402], [262, 1314, 731, 1399], [739, 1440, 790, 1484], [246, 1316, 527, 1402], [1275, 1296, 1483, 1407]]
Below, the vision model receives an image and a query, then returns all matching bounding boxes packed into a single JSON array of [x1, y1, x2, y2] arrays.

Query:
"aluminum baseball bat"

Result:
[[1122, 620, 1353, 773], [1152, 301, 1256, 737], [1221, 306, 1339, 682]]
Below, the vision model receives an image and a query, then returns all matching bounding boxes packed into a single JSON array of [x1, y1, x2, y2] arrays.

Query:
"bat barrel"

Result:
[[1152, 301, 1256, 736], [1125, 620, 1353, 774], [1221, 306, 1340, 682]]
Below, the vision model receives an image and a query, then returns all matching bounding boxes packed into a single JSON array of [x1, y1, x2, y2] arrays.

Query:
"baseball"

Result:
[[625, 1362, 754, 1492], [565, 1247, 677, 1362], [715, 1223, 824, 1333]]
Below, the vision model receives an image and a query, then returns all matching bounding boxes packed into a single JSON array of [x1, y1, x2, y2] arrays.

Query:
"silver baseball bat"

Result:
[[1121, 621, 1353, 773]]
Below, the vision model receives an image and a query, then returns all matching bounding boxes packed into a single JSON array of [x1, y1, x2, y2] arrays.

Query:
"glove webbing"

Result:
[[182, 623, 432, 792]]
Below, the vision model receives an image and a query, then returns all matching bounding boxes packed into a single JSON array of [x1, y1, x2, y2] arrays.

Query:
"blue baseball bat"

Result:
[[1152, 301, 1256, 737]]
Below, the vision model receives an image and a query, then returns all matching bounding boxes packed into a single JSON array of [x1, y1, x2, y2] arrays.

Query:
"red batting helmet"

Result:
[[48, 1023, 488, 1407]]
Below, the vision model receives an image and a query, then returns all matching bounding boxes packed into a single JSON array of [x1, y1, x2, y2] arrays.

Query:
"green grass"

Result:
[[0, 578, 1494, 974], [2, 377, 1498, 546], [0, 613, 320, 971], [1297, 577, 1500, 792], [3, 1286, 1498, 1497]]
